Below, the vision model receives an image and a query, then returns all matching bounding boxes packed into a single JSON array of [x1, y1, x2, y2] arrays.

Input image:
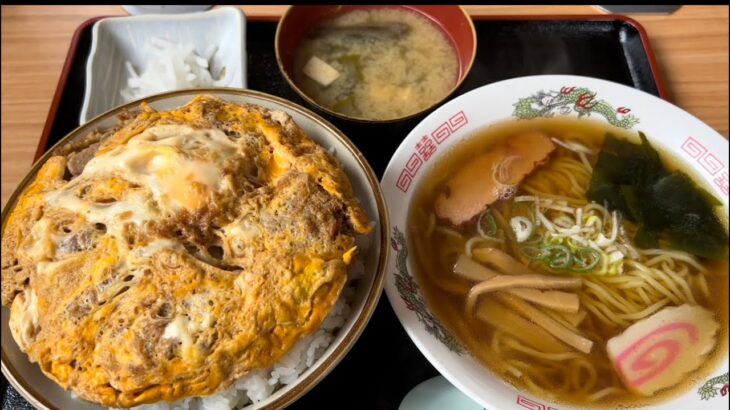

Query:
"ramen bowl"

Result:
[[381, 75, 729, 410], [275, 5, 476, 123], [1, 89, 389, 410]]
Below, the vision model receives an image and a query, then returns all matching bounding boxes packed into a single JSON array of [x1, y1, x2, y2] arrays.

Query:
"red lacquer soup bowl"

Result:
[[275, 5, 477, 123]]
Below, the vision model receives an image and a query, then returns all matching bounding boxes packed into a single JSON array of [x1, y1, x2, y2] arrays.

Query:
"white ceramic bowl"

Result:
[[2, 89, 388, 410], [79, 6, 247, 125], [382, 75, 729, 410], [121, 5, 213, 15]]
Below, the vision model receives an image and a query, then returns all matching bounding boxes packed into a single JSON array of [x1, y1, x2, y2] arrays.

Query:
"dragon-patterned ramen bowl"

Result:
[[381, 75, 729, 410]]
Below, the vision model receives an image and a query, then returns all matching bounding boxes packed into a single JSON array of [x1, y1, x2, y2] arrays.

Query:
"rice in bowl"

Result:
[[129, 234, 370, 410]]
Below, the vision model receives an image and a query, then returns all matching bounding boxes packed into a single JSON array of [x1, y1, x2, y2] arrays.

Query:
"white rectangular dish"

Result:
[[80, 6, 246, 124]]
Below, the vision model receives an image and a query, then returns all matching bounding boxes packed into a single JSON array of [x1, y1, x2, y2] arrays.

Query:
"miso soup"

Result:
[[293, 8, 459, 121]]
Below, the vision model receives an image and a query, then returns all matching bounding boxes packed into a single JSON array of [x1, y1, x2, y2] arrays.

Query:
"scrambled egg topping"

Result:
[[0, 96, 372, 407]]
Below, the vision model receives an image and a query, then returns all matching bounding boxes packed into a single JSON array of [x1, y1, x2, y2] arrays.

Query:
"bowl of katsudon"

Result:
[[1, 90, 388, 410]]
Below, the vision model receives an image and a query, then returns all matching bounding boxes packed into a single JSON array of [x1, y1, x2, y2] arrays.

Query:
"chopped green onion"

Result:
[[570, 247, 601, 273], [477, 211, 498, 238], [544, 245, 573, 269], [520, 238, 604, 275]]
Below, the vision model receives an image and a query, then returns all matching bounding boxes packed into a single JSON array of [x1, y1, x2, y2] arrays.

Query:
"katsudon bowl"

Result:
[[1, 89, 389, 410], [382, 75, 729, 410]]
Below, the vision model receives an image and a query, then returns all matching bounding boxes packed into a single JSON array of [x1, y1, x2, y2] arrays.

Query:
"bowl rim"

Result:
[[274, 4, 477, 124], [1, 87, 390, 410], [79, 6, 247, 125], [381, 74, 729, 410]]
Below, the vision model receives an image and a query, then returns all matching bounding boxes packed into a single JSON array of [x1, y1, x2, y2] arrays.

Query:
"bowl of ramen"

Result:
[[1, 89, 389, 410], [382, 75, 729, 409], [275, 5, 476, 123]]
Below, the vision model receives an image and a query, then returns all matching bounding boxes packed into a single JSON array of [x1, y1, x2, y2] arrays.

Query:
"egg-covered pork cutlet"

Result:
[[1, 95, 371, 407]]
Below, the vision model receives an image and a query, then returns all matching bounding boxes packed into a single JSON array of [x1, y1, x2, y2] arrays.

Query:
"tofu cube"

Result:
[[302, 56, 340, 87]]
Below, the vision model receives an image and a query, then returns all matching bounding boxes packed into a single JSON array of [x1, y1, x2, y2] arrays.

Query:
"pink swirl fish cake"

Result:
[[607, 304, 720, 396]]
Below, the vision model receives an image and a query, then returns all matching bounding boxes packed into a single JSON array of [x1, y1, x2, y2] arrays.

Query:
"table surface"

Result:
[[1, 5, 728, 206]]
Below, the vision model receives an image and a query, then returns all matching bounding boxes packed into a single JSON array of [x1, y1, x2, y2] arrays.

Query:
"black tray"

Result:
[[3, 15, 666, 410]]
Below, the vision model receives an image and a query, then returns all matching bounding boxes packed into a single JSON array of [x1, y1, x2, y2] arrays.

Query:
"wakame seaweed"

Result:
[[587, 132, 727, 260]]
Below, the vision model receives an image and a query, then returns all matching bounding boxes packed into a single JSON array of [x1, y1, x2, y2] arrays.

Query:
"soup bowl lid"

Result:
[[381, 74, 728, 410]]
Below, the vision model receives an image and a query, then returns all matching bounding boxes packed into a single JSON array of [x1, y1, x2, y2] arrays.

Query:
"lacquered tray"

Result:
[[3, 13, 666, 410]]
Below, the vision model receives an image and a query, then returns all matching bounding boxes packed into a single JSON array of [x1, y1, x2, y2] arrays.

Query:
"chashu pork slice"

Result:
[[434, 131, 555, 226]]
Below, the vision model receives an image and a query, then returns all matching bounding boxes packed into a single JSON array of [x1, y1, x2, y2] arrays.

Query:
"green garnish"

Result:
[[571, 248, 602, 273], [544, 245, 573, 270], [587, 132, 727, 260], [478, 211, 498, 238], [520, 243, 604, 275]]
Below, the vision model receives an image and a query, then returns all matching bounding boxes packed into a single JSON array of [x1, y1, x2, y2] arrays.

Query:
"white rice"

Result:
[[127, 234, 370, 410]]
